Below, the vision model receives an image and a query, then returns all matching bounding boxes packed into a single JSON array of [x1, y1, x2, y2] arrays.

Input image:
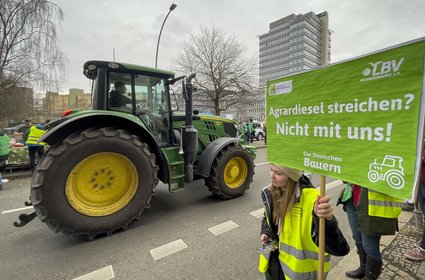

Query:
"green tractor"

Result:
[[15, 61, 256, 239]]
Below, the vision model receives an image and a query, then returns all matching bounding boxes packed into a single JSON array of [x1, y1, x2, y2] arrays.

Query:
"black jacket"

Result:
[[357, 187, 399, 235], [109, 90, 132, 108]]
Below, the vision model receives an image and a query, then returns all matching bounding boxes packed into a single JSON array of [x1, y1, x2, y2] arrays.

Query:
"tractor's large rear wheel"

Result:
[[31, 127, 158, 239], [205, 145, 254, 199]]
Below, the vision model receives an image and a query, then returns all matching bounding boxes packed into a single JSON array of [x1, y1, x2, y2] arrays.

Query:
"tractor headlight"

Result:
[[87, 64, 97, 71], [108, 62, 119, 69]]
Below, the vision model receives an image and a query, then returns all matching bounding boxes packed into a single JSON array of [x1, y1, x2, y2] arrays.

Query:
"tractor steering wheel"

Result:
[[136, 100, 151, 113]]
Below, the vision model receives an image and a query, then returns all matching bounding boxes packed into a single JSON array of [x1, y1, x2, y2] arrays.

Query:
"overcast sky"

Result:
[[51, 0, 425, 93]]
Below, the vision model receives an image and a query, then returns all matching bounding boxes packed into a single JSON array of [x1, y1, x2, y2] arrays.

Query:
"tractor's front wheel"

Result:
[[31, 127, 158, 239], [205, 145, 254, 199]]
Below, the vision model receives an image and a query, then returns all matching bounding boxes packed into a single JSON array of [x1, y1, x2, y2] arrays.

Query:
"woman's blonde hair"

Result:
[[269, 164, 299, 234]]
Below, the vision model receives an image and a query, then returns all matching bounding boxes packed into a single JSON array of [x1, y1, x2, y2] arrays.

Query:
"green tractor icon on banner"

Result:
[[368, 155, 405, 189]]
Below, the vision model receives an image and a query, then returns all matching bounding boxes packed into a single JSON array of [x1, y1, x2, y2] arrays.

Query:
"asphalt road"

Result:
[[0, 148, 352, 280]]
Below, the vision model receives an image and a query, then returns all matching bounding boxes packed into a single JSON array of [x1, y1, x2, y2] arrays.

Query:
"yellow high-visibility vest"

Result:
[[368, 189, 402, 218], [279, 188, 330, 279], [26, 126, 46, 146], [259, 188, 330, 279]]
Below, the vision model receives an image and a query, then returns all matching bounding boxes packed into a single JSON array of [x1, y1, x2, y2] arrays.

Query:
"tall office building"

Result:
[[259, 11, 331, 87]]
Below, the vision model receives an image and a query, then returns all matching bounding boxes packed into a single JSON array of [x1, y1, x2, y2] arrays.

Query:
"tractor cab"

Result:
[[84, 61, 176, 145]]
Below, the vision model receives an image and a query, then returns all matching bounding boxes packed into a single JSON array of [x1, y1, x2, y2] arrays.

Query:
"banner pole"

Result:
[[318, 175, 326, 280]]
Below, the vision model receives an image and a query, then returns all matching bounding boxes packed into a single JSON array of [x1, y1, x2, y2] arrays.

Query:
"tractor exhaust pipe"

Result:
[[184, 73, 196, 126], [182, 73, 198, 182]]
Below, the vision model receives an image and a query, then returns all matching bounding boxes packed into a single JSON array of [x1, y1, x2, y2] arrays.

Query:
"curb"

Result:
[[252, 141, 267, 150], [3, 170, 32, 180]]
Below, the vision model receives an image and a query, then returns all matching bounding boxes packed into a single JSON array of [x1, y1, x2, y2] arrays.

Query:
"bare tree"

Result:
[[0, 86, 34, 125], [0, 0, 66, 94], [174, 25, 256, 116]]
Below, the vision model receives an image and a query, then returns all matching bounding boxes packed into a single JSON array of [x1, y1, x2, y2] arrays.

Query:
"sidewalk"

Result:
[[3, 169, 31, 180], [251, 140, 267, 150], [328, 209, 425, 280]]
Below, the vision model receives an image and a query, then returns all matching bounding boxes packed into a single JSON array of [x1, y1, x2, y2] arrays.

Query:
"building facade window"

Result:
[[254, 12, 331, 121]]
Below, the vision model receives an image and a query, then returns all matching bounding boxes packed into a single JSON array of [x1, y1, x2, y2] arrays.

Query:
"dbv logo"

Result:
[[362, 57, 404, 77]]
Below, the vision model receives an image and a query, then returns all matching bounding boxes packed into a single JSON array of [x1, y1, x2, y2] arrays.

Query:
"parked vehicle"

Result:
[[2, 124, 23, 135], [253, 121, 265, 141]]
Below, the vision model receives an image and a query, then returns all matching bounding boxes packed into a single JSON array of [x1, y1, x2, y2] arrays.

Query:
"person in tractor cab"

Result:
[[109, 81, 132, 111]]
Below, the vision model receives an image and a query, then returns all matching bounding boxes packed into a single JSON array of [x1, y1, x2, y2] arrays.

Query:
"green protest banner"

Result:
[[266, 38, 425, 199]]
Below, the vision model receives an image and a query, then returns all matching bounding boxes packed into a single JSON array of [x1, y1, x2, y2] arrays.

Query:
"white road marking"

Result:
[[208, 220, 239, 236], [71, 265, 115, 280], [250, 208, 264, 219], [255, 162, 269, 166], [1, 206, 33, 214], [150, 239, 188, 261]]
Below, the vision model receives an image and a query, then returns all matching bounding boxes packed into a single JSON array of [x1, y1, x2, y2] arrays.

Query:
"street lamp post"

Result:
[[155, 3, 177, 68]]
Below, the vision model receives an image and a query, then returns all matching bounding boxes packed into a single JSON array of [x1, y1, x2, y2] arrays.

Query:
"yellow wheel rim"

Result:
[[66, 152, 138, 216], [223, 157, 248, 189]]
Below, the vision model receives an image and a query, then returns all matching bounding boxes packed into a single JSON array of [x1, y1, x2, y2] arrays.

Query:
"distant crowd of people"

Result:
[[240, 119, 267, 144], [0, 118, 49, 187]]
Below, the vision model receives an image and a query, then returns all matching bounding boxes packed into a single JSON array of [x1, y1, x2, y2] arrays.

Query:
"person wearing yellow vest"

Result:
[[259, 164, 349, 280], [338, 184, 402, 280], [25, 123, 46, 173]]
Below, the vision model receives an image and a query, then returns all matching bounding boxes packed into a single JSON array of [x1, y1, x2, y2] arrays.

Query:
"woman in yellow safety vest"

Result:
[[259, 164, 349, 280], [338, 183, 402, 280]]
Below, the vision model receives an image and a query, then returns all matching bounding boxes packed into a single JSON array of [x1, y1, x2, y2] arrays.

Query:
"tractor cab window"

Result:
[[108, 73, 132, 112], [134, 76, 166, 116], [134, 75, 168, 144], [107, 72, 168, 144]]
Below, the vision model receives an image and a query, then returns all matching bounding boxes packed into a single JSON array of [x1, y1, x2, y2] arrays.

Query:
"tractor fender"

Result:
[[41, 112, 160, 157], [196, 137, 239, 178]]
